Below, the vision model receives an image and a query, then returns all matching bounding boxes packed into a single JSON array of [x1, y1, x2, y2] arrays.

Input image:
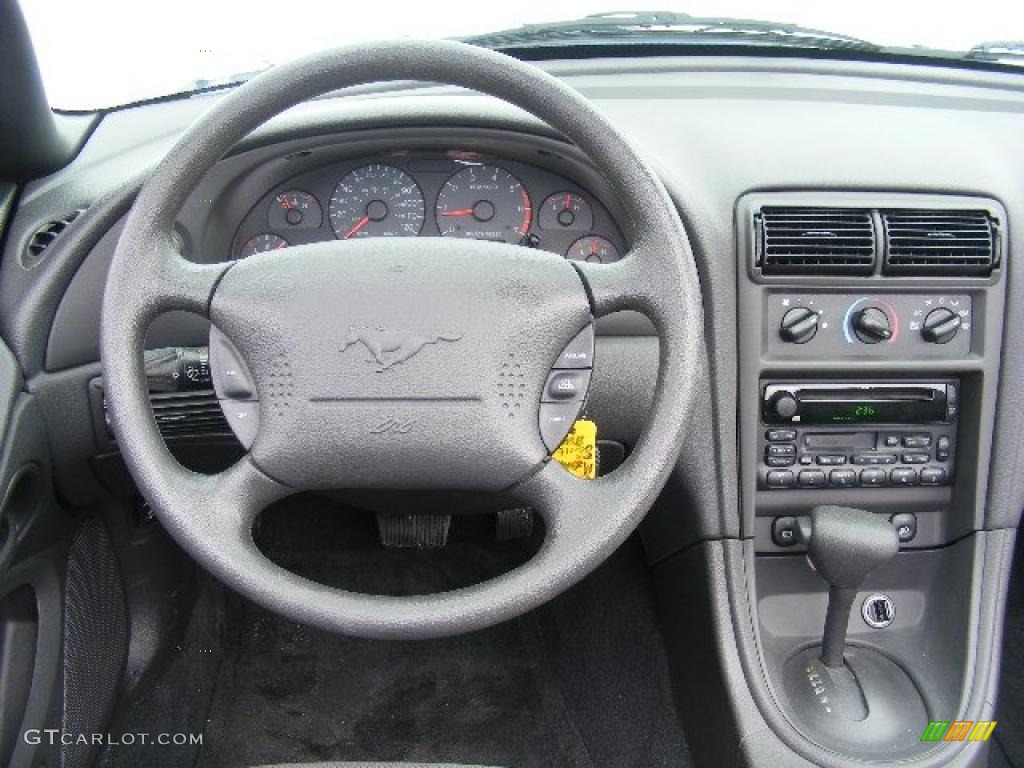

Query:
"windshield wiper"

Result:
[[462, 11, 881, 52]]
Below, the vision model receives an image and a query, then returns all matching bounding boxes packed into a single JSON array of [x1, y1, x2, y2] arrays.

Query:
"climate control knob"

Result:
[[779, 306, 819, 344], [921, 307, 962, 344], [852, 306, 893, 344]]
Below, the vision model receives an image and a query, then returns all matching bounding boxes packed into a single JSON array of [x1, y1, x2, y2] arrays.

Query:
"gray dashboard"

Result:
[[2, 52, 1024, 768]]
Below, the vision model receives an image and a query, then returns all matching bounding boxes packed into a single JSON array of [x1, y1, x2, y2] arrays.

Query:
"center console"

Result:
[[735, 192, 1007, 761]]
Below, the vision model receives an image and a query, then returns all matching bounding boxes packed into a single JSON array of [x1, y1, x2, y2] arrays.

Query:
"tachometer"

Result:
[[329, 164, 425, 239], [436, 165, 532, 242], [566, 236, 621, 263], [239, 233, 289, 258], [269, 190, 322, 230]]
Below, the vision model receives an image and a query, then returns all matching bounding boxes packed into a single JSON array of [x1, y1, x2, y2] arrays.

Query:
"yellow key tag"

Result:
[[552, 419, 597, 479]]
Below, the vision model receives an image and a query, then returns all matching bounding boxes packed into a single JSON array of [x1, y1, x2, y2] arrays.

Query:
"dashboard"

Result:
[[230, 150, 625, 263], [1, 52, 1024, 768]]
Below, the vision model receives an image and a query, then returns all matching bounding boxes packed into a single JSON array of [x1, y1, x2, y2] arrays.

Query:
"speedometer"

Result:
[[329, 164, 425, 239], [436, 165, 532, 242]]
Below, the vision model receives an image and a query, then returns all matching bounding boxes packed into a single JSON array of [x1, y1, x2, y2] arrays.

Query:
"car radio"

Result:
[[758, 381, 958, 490]]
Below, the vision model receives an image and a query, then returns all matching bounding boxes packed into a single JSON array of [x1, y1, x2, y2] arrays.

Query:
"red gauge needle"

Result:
[[440, 209, 475, 217], [343, 215, 370, 239]]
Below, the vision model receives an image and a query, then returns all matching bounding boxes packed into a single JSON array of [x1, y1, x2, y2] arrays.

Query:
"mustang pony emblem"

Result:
[[341, 328, 462, 371]]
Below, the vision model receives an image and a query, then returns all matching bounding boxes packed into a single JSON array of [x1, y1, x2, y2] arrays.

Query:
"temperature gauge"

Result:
[[239, 233, 289, 258], [269, 190, 322, 230], [539, 192, 594, 232], [566, 236, 621, 263]]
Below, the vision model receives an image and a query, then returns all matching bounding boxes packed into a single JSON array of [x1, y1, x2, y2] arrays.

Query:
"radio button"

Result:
[[766, 429, 797, 442], [829, 469, 857, 487], [766, 444, 797, 458], [798, 470, 826, 488], [920, 467, 947, 486], [936, 436, 951, 461], [902, 452, 930, 464], [769, 391, 799, 421], [891, 468, 918, 485], [766, 456, 796, 467], [902, 434, 932, 448], [852, 452, 898, 465], [860, 468, 888, 486], [816, 454, 846, 466], [823, 468, 856, 487], [766, 470, 796, 488]]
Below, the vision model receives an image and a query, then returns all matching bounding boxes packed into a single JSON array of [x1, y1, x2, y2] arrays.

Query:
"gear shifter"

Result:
[[781, 505, 927, 757], [799, 505, 898, 667]]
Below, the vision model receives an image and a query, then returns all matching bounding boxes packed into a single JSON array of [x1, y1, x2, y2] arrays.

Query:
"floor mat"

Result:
[[100, 500, 689, 768], [197, 606, 589, 768]]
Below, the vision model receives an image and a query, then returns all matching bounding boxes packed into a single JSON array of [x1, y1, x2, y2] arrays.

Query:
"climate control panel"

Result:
[[763, 292, 972, 359]]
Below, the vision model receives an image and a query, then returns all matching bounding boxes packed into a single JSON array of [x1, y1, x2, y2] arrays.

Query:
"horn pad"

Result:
[[208, 238, 592, 491]]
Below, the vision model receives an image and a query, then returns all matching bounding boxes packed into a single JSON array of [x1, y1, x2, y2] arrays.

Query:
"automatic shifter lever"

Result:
[[799, 506, 898, 667]]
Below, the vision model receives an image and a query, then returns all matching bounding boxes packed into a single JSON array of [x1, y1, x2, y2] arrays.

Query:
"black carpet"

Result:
[[992, 531, 1023, 768], [99, 500, 690, 768]]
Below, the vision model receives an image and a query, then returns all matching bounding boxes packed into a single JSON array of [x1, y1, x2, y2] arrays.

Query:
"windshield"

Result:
[[21, 0, 1024, 111]]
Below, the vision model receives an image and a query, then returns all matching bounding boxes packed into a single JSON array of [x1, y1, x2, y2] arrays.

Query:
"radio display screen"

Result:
[[801, 400, 936, 424], [797, 387, 947, 424]]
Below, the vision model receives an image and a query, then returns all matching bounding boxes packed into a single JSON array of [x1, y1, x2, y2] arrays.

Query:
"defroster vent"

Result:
[[757, 207, 875, 275], [881, 209, 998, 276]]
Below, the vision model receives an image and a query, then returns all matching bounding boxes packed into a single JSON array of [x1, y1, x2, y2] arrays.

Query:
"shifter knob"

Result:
[[802, 506, 898, 667]]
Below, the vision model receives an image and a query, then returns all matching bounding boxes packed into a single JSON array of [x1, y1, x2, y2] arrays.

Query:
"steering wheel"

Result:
[[100, 40, 702, 639]]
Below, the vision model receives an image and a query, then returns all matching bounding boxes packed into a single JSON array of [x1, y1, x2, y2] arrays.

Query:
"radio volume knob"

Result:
[[921, 307, 962, 344], [852, 306, 893, 344], [779, 307, 819, 344], [770, 391, 799, 421]]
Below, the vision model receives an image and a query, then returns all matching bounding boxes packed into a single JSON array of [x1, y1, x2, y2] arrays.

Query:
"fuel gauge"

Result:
[[269, 190, 323, 230], [566, 236, 621, 263], [239, 233, 289, 258]]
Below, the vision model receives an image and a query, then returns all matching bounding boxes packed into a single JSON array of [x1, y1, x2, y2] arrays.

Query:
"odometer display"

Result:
[[436, 165, 532, 242], [329, 164, 425, 239]]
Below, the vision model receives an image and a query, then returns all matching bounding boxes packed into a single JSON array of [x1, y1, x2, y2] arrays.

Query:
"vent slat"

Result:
[[149, 391, 230, 439], [882, 209, 996, 276], [24, 210, 85, 267], [759, 207, 875, 275]]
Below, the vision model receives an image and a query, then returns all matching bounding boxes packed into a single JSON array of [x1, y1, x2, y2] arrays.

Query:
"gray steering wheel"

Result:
[[100, 40, 702, 639]]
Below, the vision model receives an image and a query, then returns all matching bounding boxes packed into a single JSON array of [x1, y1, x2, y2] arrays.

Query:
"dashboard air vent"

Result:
[[24, 209, 84, 267], [881, 209, 998, 276], [757, 207, 875, 275], [149, 390, 231, 440]]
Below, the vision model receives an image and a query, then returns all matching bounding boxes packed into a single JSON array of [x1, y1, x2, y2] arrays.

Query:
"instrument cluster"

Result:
[[232, 150, 626, 263]]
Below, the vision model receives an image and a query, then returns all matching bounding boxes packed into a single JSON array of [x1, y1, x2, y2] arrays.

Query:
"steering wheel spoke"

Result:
[[168, 457, 294, 565], [572, 240, 671, 325]]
